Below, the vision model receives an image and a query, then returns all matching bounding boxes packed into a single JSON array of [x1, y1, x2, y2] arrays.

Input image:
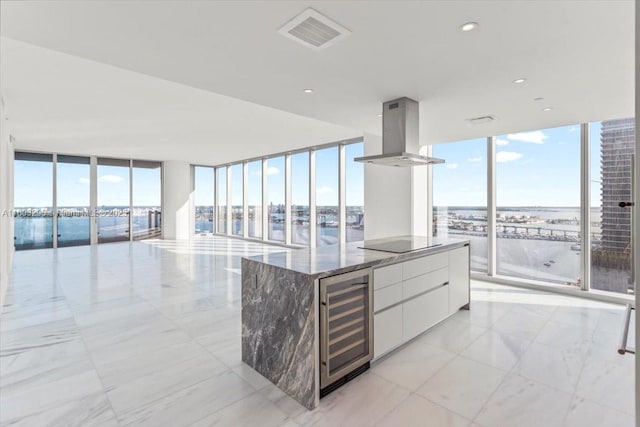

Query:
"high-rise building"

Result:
[[593, 118, 635, 294], [599, 118, 635, 253]]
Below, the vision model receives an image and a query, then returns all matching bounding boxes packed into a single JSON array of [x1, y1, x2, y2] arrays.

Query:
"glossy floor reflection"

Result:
[[0, 237, 635, 427]]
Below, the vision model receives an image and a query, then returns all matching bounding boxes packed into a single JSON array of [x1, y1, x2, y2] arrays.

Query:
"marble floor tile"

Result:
[[575, 356, 635, 415], [0, 366, 106, 423], [189, 392, 288, 427], [549, 305, 604, 332], [416, 356, 507, 420], [372, 340, 456, 391], [563, 396, 636, 427], [489, 310, 549, 341], [117, 370, 254, 427], [0, 391, 120, 427], [294, 373, 410, 427], [460, 330, 532, 371], [474, 374, 573, 427], [152, 297, 215, 319], [449, 301, 510, 328], [375, 393, 471, 427], [1, 238, 634, 427], [0, 317, 81, 358], [106, 352, 229, 415], [534, 319, 594, 355], [81, 316, 193, 367], [259, 382, 308, 419], [417, 318, 487, 354], [512, 341, 585, 393]]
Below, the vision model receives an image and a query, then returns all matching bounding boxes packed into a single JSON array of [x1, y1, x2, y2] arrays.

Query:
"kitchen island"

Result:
[[241, 236, 470, 410]]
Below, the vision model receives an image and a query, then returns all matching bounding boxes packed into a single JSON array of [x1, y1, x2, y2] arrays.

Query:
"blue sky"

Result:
[[14, 161, 161, 208], [193, 142, 365, 208], [433, 124, 601, 207]]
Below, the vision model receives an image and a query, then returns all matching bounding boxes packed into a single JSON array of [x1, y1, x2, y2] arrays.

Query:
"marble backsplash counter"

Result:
[[241, 237, 468, 410]]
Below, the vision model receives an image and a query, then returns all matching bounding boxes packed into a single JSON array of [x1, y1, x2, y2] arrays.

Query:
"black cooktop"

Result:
[[358, 236, 442, 254]]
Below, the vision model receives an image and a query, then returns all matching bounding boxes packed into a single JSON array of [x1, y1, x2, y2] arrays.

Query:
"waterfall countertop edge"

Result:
[[242, 237, 469, 279]]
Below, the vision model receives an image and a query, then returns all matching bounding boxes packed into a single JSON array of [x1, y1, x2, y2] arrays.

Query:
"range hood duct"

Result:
[[354, 97, 444, 167]]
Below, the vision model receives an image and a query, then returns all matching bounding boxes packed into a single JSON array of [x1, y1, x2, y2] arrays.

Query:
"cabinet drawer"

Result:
[[373, 263, 403, 290], [402, 267, 448, 300], [402, 252, 448, 280], [374, 281, 403, 312], [374, 304, 403, 359], [403, 285, 449, 342]]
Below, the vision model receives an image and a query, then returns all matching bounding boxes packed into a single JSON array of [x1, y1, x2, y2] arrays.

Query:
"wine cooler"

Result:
[[319, 267, 373, 392]]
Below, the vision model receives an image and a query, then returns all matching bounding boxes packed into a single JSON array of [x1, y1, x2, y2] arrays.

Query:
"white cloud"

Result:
[[467, 156, 482, 163], [569, 126, 579, 132], [78, 177, 90, 185], [507, 131, 548, 144], [266, 166, 280, 176], [496, 138, 509, 146], [316, 185, 333, 195], [445, 163, 459, 169], [496, 151, 523, 163], [251, 170, 262, 176], [99, 174, 124, 183]]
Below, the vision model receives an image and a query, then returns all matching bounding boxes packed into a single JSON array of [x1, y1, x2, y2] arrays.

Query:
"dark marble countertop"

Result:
[[244, 236, 469, 278]]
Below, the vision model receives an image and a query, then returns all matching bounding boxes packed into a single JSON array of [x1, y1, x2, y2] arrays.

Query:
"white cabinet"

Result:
[[374, 304, 402, 358], [448, 246, 470, 314], [402, 266, 448, 300], [402, 285, 449, 341], [374, 281, 403, 312], [373, 263, 403, 290], [372, 244, 470, 360]]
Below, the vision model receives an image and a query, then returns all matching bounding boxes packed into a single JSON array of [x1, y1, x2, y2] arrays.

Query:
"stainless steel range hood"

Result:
[[354, 97, 444, 167]]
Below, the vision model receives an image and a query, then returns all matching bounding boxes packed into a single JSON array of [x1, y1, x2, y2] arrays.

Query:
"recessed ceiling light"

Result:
[[377, 114, 382, 118], [512, 78, 526, 84], [542, 107, 553, 112], [533, 97, 544, 101], [303, 88, 314, 93], [460, 22, 478, 32]]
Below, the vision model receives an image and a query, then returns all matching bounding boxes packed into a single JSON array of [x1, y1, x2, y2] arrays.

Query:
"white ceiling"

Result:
[[0, 1, 635, 164]]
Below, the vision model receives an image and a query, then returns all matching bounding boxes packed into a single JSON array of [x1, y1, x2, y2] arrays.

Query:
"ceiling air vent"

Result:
[[278, 8, 351, 50], [466, 115, 496, 125]]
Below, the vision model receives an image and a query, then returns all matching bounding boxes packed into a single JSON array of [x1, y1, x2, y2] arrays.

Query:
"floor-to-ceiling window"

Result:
[[345, 142, 364, 242], [230, 164, 243, 236], [56, 155, 90, 247], [590, 118, 636, 295], [132, 160, 162, 241], [432, 138, 488, 271], [216, 166, 227, 234], [197, 139, 364, 247], [495, 126, 581, 285], [97, 158, 131, 243], [194, 166, 215, 235], [291, 152, 310, 245], [316, 147, 339, 246], [14, 152, 54, 250], [15, 153, 162, 249], [247, 160, 262, 239], [267, 156, 285, 242]]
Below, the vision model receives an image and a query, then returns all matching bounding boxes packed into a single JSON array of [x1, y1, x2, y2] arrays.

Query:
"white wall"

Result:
[[162, 160, 193, 240], [363, 133, 430, 240], [0, 98, 15, 313]]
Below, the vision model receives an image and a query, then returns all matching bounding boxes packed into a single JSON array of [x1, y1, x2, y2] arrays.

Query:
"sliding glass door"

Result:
[[14, 152, 54, 250], [56, 155, 90, 247], [132, 160, 162, 241], [97, 158, 131, 243]]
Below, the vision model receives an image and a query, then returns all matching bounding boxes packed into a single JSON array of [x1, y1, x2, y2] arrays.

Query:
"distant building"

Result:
[[594, 118, 635, 293], [599, 118, 635, 253]]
